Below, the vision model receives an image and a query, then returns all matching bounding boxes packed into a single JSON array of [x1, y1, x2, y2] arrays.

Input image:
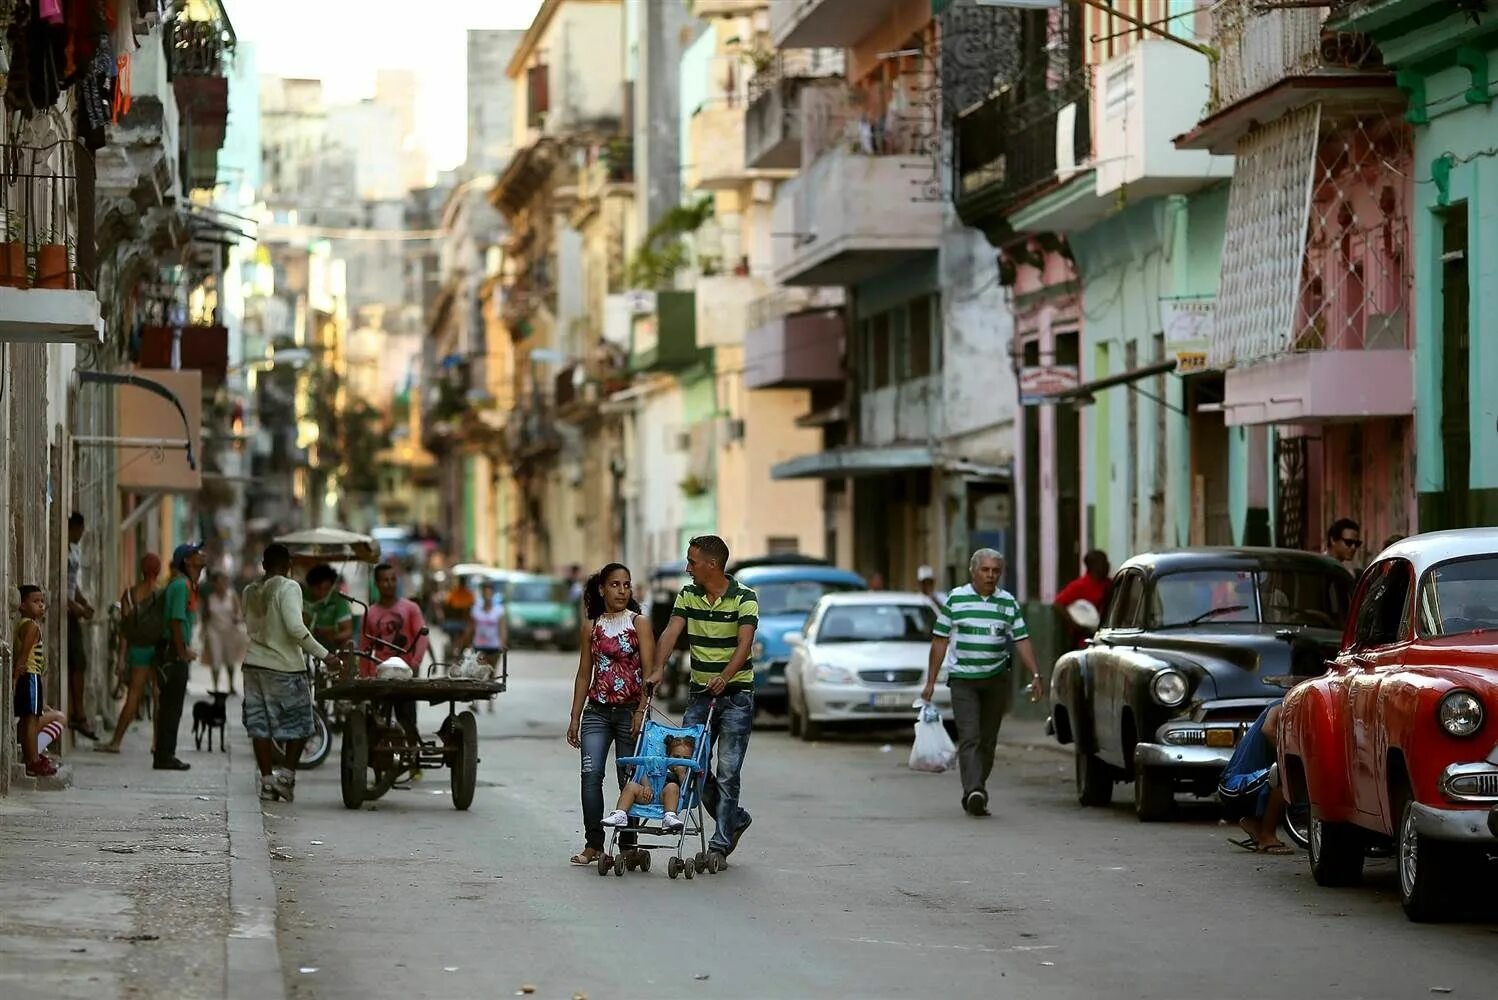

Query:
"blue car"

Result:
[[731, 562, 867, 713]]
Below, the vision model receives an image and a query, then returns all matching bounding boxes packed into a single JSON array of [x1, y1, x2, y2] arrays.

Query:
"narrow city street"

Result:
[[265, 651, 1498, 1000]]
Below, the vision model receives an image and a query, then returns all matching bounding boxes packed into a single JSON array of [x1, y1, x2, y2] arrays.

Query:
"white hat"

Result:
[[1066, 599, 1101, 632], [917, 565, 935, 582]]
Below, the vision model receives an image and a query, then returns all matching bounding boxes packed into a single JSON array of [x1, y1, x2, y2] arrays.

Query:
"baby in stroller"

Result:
[[603, 734, 696, 833]]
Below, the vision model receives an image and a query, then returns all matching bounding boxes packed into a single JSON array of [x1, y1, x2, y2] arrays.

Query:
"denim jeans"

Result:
[[580, 702, 639, 851], [154, 658, 190, 766], [683, 687, 754, 853]]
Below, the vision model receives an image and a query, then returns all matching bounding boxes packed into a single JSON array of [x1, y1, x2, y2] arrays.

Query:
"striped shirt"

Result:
[[932, 584, 1029, 680], [672, 578, 760, 687]]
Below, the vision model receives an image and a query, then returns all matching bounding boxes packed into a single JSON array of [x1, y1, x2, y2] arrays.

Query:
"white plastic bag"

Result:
[[375, 657, 413, 681], [909, 701, 956, 773]]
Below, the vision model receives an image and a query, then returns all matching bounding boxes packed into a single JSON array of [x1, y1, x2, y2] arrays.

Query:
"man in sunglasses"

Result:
[[1325, 518, 1363, 576]]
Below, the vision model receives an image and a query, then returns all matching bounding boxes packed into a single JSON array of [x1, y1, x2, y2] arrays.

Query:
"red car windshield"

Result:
[[1418, 556, 1498, 636], [1148, 569, 1349, 629]]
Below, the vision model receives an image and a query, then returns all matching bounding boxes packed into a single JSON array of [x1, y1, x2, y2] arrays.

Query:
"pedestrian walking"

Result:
[[202, 572, 246, 695], [917, 565, 940, 613], [921, 548, 1043, 817], [460, 579, 507, 713], [362, 563, 429, 778], [304, 563, 354, 649], [567, 563, 655, 867], [649, 535, 757, 868], [98, 553, 164, 754], [1054, 549, 1110, 649], [66, 512, 101, 741], [154, 543, 205, 772], [242, 543, 340, 803]]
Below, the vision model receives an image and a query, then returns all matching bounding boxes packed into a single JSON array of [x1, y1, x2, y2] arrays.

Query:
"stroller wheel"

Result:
[[597, 856, 610, 877], [684, 862, 694, 880], [707, 854, 721, 875], [639, 850, 652, 874], [668, 857, 681, 879], [613, 856, 625, 876], [624, 852, 636, 872], [694, 852, 707, 874]]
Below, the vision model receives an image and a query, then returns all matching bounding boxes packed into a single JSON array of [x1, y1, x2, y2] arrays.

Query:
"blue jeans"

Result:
[[683, 688, 754, 854], [580, 702, 639, 851]]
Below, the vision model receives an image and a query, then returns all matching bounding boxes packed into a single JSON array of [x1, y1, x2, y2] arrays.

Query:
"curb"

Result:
[[226, 740, 288, 1000]]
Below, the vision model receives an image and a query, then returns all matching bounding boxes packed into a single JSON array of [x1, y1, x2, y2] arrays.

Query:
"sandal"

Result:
[[1258, 842, 1294, 856], [93, 743, 121, 754], [570, 848, 606, 867]]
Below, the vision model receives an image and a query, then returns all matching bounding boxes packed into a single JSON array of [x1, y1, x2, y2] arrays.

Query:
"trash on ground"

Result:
[[298, 967, 318, 975]]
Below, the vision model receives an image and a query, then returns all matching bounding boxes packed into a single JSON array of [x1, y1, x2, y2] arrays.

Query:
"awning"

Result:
[[771, 447, 1013, 482], [772, 445, 936, 481], [1044, 358, 1178, 404]]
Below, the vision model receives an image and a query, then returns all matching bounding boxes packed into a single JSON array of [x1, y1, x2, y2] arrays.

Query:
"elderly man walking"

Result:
[[921, 548, 1043, 817]]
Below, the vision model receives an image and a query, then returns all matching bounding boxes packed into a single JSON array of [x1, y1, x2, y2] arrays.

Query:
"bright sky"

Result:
[[233, 0, 542, 174]]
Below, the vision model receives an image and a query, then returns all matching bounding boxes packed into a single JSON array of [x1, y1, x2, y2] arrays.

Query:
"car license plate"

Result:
[[1206, 729, 1236, 748], [532, 629, 552, 643], [869, 693, 908, 709]]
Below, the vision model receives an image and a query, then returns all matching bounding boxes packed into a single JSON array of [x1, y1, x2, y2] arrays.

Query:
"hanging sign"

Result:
[[1161, 297, 1215, 374]]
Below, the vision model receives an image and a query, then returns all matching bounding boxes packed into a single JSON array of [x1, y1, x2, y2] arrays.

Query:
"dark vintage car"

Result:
[[1048, 547, 1351, 821]]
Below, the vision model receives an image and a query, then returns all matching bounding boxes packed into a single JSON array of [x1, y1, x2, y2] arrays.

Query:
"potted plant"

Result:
[[679, 473, 710, 498], [34, 226, 70, 290], [0, 210, 27, 289]]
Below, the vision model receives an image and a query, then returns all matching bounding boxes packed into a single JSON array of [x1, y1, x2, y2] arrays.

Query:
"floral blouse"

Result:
[[588, 611, 644, 705]]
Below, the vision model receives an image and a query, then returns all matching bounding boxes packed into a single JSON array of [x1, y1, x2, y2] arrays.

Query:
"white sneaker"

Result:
[[662, 812, 683, 832], [601, 809, 628, 827]]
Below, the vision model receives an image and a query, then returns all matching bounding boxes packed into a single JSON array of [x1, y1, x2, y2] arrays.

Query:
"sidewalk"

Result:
[[998, 715, 1065, 755], [0, 710, 285, 1000]]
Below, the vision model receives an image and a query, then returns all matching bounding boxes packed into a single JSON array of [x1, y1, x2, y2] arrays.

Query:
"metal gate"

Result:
[[1276, 435, 1308, 550]]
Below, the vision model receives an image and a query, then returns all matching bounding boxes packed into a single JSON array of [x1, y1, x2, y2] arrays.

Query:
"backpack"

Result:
[[120, 587, 168, 647]]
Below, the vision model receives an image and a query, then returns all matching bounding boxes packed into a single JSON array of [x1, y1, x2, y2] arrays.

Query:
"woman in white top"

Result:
[[460, 581, 508, 712], [203, 572, 247, 694]]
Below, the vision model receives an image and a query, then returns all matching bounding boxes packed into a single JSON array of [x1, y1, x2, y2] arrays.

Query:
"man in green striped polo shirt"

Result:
[[650, 535, 758, 866], [922, 548, 1043, 817]]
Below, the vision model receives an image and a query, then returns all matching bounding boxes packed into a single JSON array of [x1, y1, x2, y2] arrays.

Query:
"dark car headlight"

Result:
[[1151, 669, 1189, 708], [1438, 690, 1484, 738]]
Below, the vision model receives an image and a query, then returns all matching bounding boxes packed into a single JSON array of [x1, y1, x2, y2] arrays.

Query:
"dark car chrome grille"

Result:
[[1201, 706, 1270, 726], [859, 668, 924, 685]]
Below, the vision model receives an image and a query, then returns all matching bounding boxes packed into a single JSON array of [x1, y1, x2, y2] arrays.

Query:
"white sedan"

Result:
[[784, 592, 951, 740]]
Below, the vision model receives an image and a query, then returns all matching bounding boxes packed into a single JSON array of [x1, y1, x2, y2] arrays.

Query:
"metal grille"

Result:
[[858, 668, 925, 685], [1211, 104, 1320, 369], [1276, 434, 1308, 550], [1209, 0, 1379, 114]]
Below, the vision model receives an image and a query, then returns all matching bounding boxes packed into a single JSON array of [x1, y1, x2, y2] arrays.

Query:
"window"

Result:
[[1418, 556, 1498, 637], [908, 294, 932, 378], [816, 603, 935, 643], [1104, 570, 1144, 629], [864, 314, 892, 390], [1146, 567, 1351, 629], [754, 580, 862, 617], [1352, 560, 1412, 648]]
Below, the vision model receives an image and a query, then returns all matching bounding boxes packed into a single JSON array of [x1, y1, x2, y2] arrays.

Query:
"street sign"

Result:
[[1018, 365, 1079, 406], [1161, 296, 1215, 375]]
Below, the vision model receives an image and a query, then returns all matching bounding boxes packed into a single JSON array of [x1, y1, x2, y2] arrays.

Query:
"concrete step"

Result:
[[9, 760, 73, 791]]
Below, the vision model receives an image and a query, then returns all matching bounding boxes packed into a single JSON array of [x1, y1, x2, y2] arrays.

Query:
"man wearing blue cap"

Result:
[[156, 543, 205, 771]]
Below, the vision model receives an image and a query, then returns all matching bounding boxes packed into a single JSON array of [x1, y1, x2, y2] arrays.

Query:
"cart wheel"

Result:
[[340, 708, 368, 810], [613, 856, 625, 876], [597, 856, 610, 877], [639, 850, 651, 874], [668, 857, 681, 879], [449, 710, 479, 811]]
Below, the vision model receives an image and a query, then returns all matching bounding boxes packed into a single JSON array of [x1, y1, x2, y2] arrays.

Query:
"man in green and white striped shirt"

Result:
[[922, 548, 1043, 817]]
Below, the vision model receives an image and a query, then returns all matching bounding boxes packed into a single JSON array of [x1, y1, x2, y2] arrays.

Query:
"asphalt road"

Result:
[[265, 649, 1498, 1000]]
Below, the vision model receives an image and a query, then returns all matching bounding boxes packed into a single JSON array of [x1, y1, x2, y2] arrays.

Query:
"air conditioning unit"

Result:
[[674, 430, 692, 451]]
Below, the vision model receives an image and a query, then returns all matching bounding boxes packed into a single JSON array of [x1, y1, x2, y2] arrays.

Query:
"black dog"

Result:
[[192, 691, 229, 752]]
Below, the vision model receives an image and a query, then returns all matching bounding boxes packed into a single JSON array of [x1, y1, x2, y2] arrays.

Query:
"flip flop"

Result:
[[570, 849, 604, 867], [1227, 836, 1259, 852], [1258, 843, 1295, 856]]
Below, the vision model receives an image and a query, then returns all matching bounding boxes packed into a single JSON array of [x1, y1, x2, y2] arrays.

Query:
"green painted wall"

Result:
[[1402, 50, 1498, 526]]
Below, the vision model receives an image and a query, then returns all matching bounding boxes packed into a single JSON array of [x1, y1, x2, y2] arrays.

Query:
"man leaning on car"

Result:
[[922, 548, 1043, 818]]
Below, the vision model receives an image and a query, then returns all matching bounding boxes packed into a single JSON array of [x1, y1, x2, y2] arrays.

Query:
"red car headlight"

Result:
[[1438, 690, 1484, 738]]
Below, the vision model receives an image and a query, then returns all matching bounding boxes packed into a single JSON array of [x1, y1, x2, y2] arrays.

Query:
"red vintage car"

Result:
[[1278, 529, 1498, 921]]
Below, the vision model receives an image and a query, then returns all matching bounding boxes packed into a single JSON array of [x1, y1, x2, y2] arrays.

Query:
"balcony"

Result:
[[772, 147, 942, 287], [860, 375, 941, 449], [138, 324, 229, 388], [695, 274, 768, 348], [952, 74, 1092, 233], [745, 50, 845, 170], [771, 0, 906, 49], [167, 2, 235, 190], [1093, 41, 1233, 200], [506, 394, 562, 462], [686, 102, 751, 191], [554, 345, 630, 423], [0, 139, 103, 346], [1177, 0, 1391, 154], [628, 290, 704, 373], [745, 306, 844, 390]]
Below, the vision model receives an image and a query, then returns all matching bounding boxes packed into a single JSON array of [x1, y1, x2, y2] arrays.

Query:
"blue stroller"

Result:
[[602, 699, 717, 879]]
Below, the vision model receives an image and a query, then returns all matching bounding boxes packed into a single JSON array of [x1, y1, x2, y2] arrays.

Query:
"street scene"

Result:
[[4, 0, 1498, 998]]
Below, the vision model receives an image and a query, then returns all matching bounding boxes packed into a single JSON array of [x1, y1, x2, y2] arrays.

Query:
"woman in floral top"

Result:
[[567, 562, 656, 866]]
